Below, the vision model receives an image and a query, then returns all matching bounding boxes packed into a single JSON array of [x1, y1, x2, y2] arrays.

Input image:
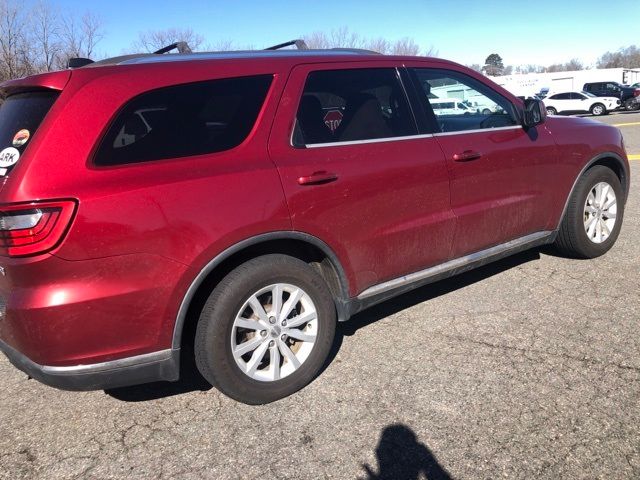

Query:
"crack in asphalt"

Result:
[[439, 333, 640, 375]]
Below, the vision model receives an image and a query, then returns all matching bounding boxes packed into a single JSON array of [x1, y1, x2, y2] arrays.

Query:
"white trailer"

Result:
[[489, 68, 640, 97]]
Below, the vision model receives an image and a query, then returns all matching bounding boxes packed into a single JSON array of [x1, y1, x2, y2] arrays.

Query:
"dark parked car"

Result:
[[0, 42, 630, 404], [583, 81, 640, 110]]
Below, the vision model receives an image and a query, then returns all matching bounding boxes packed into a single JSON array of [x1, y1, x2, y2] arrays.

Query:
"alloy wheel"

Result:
[[584, 182, 617, 244], [230, 283, 318, 382]]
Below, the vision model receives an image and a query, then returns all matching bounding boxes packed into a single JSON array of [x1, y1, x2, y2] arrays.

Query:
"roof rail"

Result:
[[265, 39, 309, 51], [154, 42, 193, 55], [329, 48, 382, 55]]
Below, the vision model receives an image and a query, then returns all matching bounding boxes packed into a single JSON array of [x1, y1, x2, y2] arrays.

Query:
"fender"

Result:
[[171, 231, 352, 351], [556, 151, 630, 230]]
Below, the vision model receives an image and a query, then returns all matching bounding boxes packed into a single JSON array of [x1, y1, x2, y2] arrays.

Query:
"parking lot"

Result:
[[1, 112, 639, 480]]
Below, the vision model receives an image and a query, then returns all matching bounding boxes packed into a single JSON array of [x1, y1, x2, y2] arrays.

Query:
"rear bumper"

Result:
[[0, 338, 179, 391]]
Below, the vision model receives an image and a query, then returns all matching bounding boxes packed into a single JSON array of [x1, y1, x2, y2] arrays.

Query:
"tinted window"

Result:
[[550, 93, 571, 100], [0, 91, 58, 174], [95, 75, 272, 166], [410, 68, 518, 133], [293, 68, 416, 146], [571, 93, 586, 100]]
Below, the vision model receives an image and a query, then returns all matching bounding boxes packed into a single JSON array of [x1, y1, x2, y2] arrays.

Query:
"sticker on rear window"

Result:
[[12, 129, 30, 147], [0, 147, 20, 167]]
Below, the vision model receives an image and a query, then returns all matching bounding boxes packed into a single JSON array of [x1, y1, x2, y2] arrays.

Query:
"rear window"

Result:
[[94, 75, 273, 166], [0, 91, 58, 174]]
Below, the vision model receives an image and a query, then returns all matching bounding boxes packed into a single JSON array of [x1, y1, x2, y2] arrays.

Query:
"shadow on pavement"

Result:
[[340, 248, 540, 336], [107, 248, 541, 403], [360, 424, 452, 480]]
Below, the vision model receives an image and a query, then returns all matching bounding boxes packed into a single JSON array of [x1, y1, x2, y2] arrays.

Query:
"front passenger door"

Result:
[[407, 66, 559, 258]]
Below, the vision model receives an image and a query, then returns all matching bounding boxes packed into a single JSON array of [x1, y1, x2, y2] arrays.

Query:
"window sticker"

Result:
[[12, 129, 30, 148], [0, 147, 20, 168], [323, 110, 343, 133]]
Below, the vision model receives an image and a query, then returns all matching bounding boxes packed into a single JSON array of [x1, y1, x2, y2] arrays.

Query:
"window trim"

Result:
[[289, 67, 421, 149]]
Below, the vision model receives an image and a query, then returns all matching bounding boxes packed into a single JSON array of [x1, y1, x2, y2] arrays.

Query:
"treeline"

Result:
[[474, 46, 640, 76], [0, 0, 103, 82], [302, 27, 437, 56]]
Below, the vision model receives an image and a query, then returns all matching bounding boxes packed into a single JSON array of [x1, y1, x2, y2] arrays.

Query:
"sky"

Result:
[[52, 0, 640, 67]]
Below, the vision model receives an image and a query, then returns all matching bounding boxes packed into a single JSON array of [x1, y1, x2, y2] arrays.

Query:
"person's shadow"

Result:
[[360, 424, 452, 480]]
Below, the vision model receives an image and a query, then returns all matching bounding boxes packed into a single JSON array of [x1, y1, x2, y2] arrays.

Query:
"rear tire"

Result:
[[546, 107, 557, 116], [554, 166, 624, 258], [194, 254, 336, 404]]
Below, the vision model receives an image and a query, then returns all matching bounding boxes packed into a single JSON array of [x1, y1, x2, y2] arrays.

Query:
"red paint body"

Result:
[[0, 53, 629, 369]]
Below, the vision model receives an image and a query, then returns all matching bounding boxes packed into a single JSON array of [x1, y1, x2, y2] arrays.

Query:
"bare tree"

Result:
[[56, 11, 104, 68], [32, 0, 60, 72], [0, 0, 32, 81], [390, 38, 421, 56], [515, 64, 545, 74], [546, 58, 585, 73], [304, 27, 435, 56], [132, 28, 205, 53], [596, 45, 640, 69]]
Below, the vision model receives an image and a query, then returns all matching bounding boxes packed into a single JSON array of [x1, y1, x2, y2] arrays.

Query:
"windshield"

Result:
[[581, 91, 596, 97], [0, 91, 59, 175]]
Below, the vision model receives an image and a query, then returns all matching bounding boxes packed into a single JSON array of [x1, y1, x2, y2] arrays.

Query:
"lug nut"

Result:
[[260, 330, 267, 337], [269, 316, 276, 324], [281, 320, 287, 327], [281, 334, 287, 341], [269, 340, 275, 347]]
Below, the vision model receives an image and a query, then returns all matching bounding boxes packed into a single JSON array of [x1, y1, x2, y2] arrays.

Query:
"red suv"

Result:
[[0, 45, 629, 404]]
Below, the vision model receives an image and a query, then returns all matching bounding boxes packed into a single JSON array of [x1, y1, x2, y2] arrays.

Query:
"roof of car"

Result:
[[88, 49, 386, 67]]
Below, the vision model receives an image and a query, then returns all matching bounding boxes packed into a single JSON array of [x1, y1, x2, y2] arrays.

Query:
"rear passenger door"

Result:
[[268, 63, 455, 296], [406, 65, 559, 258]]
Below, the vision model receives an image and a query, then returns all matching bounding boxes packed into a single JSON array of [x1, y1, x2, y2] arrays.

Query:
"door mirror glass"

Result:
[[523, 98, 546, 128]]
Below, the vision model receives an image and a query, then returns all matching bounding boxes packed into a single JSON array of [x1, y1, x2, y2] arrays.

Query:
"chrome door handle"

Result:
[[452, 150, 482, 162], [297, 171, 338, 186]]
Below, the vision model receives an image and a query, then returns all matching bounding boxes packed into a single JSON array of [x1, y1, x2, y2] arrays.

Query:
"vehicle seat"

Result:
[[337, 93, 391, 141], [297, 95, 331, 145]]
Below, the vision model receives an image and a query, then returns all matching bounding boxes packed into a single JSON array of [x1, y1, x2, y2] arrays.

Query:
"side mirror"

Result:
[[522, 98, 546, 128]]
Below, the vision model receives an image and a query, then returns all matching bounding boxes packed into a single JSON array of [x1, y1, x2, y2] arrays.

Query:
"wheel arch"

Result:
[[557, 152, 630, 229], [171, 232, 352, 352]]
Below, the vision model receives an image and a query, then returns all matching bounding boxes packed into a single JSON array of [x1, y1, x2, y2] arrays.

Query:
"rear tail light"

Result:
[[0, 200, 77, 257], [634, 89, 640, 97]]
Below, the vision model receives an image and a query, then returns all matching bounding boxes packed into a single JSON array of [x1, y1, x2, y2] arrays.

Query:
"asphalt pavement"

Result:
[[1, 113, 639, 480]]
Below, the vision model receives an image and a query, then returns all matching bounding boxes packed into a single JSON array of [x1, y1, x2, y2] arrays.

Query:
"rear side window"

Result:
[[95, 75, 272, 166], [0, 91, 58, 174], [293, 68, 417, 146]]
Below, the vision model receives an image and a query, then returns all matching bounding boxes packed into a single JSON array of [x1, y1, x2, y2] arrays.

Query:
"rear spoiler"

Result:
[[0, 71, 71, 96]]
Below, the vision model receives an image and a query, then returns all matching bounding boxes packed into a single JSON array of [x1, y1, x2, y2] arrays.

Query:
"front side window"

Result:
[[95, 75, 273, 166], [410, 68, 518, 133], [293, 68, 416, 146]]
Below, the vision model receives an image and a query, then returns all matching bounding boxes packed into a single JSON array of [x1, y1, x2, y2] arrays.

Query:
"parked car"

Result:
[[0, 43, 630, 404], [429, 98, 473, 115], [583, 81, 640, 111], [543, 91, 620, 116]]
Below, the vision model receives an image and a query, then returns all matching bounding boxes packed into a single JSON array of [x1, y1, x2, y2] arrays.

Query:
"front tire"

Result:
[[194, 254, 336, 404], [554, 166, 624, 258], [590, 103, 606, 116]]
